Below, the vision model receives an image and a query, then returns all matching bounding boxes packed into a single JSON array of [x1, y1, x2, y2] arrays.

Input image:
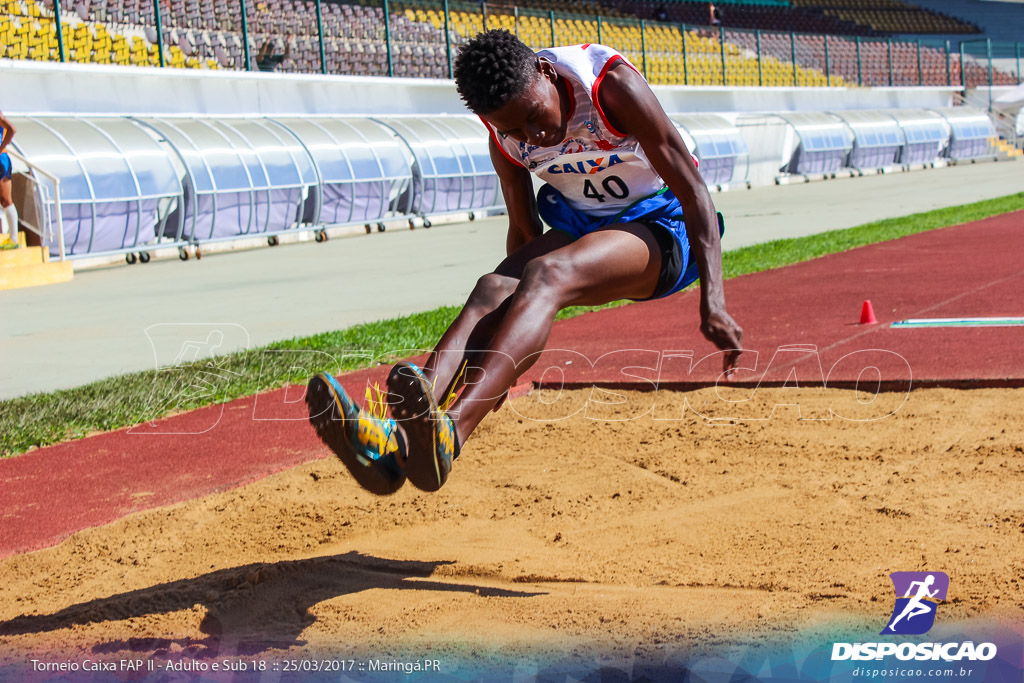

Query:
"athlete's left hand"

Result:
[[701, 308, 743, 379]]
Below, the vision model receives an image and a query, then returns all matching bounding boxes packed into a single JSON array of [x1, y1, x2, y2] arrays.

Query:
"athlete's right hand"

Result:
[[700, 308, 743, 379]]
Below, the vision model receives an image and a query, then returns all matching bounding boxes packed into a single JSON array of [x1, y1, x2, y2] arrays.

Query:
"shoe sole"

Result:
[[386, 362, 450, 492], [306, 373, 406, 496]]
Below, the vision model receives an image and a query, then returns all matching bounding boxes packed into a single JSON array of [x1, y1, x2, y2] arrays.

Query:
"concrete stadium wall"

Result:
[[5, 59, 972, 192], [5, 59, 958, 118]]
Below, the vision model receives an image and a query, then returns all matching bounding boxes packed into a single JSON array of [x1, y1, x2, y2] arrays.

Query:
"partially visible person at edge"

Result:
[[0, 110, 19, 244], [305, 30, 743, 497]]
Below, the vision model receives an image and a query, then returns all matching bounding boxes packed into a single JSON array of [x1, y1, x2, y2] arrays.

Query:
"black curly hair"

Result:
[[454, 29, 539, 115]]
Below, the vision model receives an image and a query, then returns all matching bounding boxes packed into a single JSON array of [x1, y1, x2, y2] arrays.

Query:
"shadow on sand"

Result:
[[0, 551, 542, 658]]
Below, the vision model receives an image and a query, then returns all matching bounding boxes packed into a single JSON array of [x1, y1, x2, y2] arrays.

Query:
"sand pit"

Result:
[[1, 386, 1021, 672]]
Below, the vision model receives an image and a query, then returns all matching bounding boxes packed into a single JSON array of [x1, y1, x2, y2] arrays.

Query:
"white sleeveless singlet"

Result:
[[483, 44, 670, 218]]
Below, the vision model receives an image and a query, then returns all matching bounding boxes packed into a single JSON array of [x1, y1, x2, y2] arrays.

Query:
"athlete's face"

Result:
[[483, 60, 570, 149]]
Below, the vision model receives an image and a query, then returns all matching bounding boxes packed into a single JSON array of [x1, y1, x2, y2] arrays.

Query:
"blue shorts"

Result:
[[537, 183, 721, 300], [0, 153, 10, 181]]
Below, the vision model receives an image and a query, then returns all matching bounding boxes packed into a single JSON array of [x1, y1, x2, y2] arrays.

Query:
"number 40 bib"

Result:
[[534, 145, 664, 218], [483, 44, 671, 219]]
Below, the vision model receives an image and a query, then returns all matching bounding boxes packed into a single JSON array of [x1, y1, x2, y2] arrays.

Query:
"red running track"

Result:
[[1, 211, 1022, 558]]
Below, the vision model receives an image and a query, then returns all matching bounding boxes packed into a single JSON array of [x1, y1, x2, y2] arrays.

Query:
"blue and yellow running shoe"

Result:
[[386, 361, 459, 492], [306, 372, 407, 496]]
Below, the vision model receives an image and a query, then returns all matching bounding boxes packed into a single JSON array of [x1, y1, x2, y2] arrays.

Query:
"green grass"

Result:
[[2, 192, 1022, 457]]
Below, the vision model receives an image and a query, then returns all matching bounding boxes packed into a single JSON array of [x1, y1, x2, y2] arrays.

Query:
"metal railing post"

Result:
[[481, 2, 487, 31], [1017, 42, 1022, 85], [513, 5, 518, 38], [987, 38, 994, 110], [54, 182, 65, 262], [52, 0, 66, 62], [239, 0, 251, 71], [549, 10, 555, 46], [383, 0, 393, 77], [719, 24, 726, 85], [756, 29, 762, 87], [641, 20, 648, 81], [6, 150, 66, 261], [315, 0, 326, 74], [443, 0, 452, 78], [824, 33, 830, 86], [887, 36, 893, 86], [154, 0, 166, 67], [791, 31, 797, 86], [959, 42, 965, 87], [987, 38, 994, 88], [681, 23, 688, 85], [856, 36, 862, 85], [596, 15, 602, 44], [945, 40, 951, 86], [916, 39, 922, 85]]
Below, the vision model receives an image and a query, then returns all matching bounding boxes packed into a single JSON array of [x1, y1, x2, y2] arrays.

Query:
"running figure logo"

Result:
[[883, 571, 949, 635]]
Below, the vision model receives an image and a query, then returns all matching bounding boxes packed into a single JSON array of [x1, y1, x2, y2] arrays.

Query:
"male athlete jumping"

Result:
[[307, 30, 743, 495]]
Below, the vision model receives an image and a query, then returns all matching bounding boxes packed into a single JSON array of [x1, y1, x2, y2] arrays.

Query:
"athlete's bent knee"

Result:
[[469, 272, 516, 310], [520, 255, 573, 299]]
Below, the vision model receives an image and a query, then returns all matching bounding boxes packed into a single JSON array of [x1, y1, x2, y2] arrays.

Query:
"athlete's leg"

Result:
[[906, 603, 931, 620], [889, 601, 927, 630], [422, 229, 573, 400], [388, 221, 666, 492], [447, 222, 664, 444], [889, 607, 911, 630], [0, 178, 11, 236]]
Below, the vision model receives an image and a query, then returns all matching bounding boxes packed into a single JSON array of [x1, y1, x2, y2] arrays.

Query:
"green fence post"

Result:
[[596, 15, 602, 44], [315, 0, 327, 74], [681, 23, 688, 85], [791, 32, 797, 86], [481, 2, 487, 31], [641, 20, 649, 80], [987, 38, 994, 89], [444, 0, 452, 78], [548, 10, 554, 45], [954, 41, 962, 88], [239, 0, 252, 70], [756, 29, 762, 87], [916, 39, 922, 85], [887, 37, 893, 86], [719, 25, 726, 85], [513, 6, 518, 38], [382, 0, 393, 76], [1017, 42, 1021, 85], [987, 38, 994, 110], [51, 0, 66, 62], [824, 33, 830, 86], [856, 36, 862, 85], [945, 40, 951, 86], [154, 0, 167, 67]]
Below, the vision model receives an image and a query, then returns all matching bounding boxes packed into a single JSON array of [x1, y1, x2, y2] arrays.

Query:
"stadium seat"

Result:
[[4, 0, 1014, 86]]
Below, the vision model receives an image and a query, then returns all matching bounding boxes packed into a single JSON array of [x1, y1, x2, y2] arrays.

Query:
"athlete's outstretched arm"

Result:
[[596, 63, 743, 375], [490, 137, 542, 254], [903, 580, 924, 598]]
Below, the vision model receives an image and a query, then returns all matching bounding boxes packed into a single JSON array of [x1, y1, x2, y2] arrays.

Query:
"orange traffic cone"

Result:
[[860, 300, 877, 325]]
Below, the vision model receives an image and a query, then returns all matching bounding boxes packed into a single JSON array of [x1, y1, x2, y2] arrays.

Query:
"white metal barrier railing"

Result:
[[5, 149, 67, 262], [990, 107, 1021, 149]]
